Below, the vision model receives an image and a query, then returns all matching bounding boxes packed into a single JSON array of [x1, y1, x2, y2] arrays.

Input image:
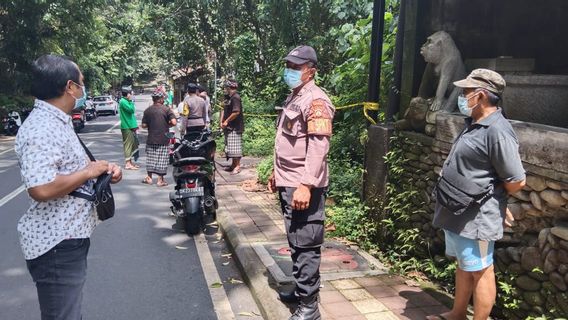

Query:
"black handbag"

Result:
[[69, 137, 115, 221], [434, 175, 493, 216]]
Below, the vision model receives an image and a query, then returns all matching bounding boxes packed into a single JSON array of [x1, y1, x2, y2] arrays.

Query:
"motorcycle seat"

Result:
[[173, 157, 208, 166]]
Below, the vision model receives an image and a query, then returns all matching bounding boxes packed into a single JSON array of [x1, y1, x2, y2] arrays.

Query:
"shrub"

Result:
[[256, 156, 274, 185]]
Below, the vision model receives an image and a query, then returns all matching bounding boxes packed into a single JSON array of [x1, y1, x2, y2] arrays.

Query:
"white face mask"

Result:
[[457, 92, 480, 117]]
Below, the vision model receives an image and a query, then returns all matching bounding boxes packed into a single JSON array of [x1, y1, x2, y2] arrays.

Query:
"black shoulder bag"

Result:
[[434, 175, 494, 216], [69, 138, 115, 221]]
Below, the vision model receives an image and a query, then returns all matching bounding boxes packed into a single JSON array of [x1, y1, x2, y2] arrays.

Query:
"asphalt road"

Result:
[[0, 96, 263, 320]]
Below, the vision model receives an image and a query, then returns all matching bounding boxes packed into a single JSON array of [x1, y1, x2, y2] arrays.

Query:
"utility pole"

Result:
[[367, 0, 386, 123]]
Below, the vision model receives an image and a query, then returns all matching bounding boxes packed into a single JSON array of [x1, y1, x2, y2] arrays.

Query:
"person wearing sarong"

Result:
[[220, 80, 244, 174], [141, 89, 176, 186], [119, 89, 140, 170]]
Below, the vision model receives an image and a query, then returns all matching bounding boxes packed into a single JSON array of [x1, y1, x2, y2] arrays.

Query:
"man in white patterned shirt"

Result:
[[15, 54, 122, 320]]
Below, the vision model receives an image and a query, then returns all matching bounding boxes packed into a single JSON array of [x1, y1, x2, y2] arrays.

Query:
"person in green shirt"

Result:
[[119, 89, 140, 170], [166, 87, 174, 107]]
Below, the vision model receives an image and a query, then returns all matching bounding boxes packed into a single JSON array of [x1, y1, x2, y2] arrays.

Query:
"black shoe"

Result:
[[288, 296, 320, 320], [278, 289, 299, 303]]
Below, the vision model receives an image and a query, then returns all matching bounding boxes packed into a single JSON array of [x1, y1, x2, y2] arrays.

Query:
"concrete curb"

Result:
[[217, 206, 291, 320]]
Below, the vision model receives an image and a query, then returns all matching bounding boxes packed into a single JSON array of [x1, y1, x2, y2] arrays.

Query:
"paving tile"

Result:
[[391, 307, 428, 320], [355, 277, 385, 288], [404, 292, 441, 307], [340, 289, 374, 302], [322, 301, 363, 317], [364, 311, 400, 320], [320, 281, 336, 291], [253, 217, 276, 227], [390, 284, 423, 294], [378, 296, 413, 310], [366, 285, 399, 298], [420, 305, 450, 315], [319, 306, 332, 319], [336, 315, 367, 320], [330, 279, 362, 290], [352, 299, 388, 314], [376, 275, 405, 286], [320, 290, 349, 304]]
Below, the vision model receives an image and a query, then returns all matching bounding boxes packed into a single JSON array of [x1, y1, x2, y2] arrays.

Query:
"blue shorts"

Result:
[[444, 230, 495, 272]]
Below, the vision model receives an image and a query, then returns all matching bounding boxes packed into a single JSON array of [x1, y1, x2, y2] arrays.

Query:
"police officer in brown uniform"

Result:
[[268, 45, 334, 320]]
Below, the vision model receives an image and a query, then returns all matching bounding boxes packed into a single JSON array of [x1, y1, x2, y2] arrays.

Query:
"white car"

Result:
[[93, 95, 118, 115]]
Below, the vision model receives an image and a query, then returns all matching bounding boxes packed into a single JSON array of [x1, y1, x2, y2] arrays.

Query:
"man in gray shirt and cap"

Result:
[[427, 69, 526, 320]]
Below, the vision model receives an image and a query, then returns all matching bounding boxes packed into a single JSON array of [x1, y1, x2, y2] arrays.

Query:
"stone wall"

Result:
[[396, 113, 568, 319]]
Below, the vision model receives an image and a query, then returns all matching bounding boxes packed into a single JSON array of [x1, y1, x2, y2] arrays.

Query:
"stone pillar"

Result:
[[399, 0, 428, 115], [363, 124, 394, 204]]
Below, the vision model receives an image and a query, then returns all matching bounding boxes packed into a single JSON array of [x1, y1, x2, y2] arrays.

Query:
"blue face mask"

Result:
[[457, 92, 479, 117], [71, 82, 87, 109], [283, 68, 303, 89]]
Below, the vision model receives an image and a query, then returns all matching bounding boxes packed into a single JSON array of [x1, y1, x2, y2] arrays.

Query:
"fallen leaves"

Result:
[[228, 277, 243, 284], [237, 311, 261, 317]]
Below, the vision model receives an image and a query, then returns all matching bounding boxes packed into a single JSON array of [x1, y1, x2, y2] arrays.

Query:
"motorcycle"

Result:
[[71, 108, 85, 132], [2, 111, 22, 136], [168, 129, 219, 236], [85, 103, 97, 121]]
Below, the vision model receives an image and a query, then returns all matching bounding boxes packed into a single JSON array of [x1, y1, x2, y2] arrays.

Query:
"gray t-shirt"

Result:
[[433, 109, 525, 241], [183, 94, 207, 128]]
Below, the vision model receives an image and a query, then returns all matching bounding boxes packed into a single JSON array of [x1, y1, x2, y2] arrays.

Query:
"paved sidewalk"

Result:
[[215, 161, 450, 320]]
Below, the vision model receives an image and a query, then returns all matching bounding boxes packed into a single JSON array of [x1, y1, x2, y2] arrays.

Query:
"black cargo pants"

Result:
[[278, 187, 326, 300]]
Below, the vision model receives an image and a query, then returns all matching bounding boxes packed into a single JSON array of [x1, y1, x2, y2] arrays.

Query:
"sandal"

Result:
[[230, 168, 241, 175], [141, 177, 153, 185], [223, 166, 235, 172], [157, 181, 169, 187], [125, 165, 139, 170]]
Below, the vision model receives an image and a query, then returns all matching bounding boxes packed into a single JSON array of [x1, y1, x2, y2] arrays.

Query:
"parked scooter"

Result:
[[2, 111, 22, 136], [71, 108, 85, 132], [168, 129, 220, 236]]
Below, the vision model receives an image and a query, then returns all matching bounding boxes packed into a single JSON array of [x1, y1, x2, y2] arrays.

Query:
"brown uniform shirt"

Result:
[[274, 80, 335, 188]]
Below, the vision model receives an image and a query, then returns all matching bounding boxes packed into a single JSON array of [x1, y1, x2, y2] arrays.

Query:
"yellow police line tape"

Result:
[[215, 101, 380, 124], [334, 102, 379, 125]]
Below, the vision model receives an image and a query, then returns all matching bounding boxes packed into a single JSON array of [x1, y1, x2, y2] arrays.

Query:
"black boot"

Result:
[[278, 288, 299, 303], [288, 296, 320, 320]]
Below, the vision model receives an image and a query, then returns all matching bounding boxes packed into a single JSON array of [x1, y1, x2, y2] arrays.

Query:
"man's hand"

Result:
[[504, 208, 515, 228], [268, 171, 276, 193], [85, 160, 109, 179], [221, 120, 228, 129], [292, 184, 311, 211], [108, 163, 122, 184]]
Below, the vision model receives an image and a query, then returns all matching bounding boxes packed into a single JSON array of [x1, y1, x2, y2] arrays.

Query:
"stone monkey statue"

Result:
[[418, 31, 466, 112], [394, 31, 466, 134]]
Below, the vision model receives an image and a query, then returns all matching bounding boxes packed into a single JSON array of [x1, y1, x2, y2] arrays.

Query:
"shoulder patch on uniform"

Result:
[[307, 99, 332, 136]]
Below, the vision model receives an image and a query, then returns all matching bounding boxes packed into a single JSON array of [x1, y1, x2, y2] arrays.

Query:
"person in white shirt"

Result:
[[15, 54, 122, 320], [176, 89, 189, 138], [199, 86, 212, 128]]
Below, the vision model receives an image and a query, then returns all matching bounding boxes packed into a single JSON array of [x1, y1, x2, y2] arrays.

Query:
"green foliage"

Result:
[[243, 117, 276, 157], [256, 157, 274, 185], [327, 196, 378, 248]]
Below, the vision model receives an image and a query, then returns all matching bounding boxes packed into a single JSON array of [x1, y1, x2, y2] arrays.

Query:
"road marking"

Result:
[[0, 142, 94, 208], [106, 120, 121, 133], [0, 185, 25, 208], [0, 147, 14, 156], [194, 232, 235, 320]]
